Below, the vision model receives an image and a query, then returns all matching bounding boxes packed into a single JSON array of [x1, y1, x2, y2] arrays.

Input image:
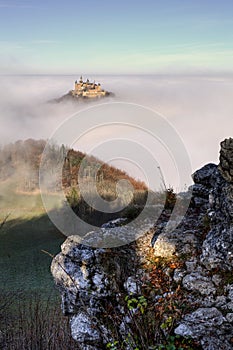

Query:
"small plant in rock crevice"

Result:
[[103, 249, 202, 350]]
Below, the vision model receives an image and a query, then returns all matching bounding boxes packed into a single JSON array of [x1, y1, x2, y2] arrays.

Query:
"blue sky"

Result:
[[1, 0, 233, 74]]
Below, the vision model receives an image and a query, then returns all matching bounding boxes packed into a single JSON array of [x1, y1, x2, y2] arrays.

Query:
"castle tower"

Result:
[[79, 76, 83, 83]]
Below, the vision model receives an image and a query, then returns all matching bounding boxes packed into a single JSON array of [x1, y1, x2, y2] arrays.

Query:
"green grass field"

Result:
[[0, 184, 66, 295]]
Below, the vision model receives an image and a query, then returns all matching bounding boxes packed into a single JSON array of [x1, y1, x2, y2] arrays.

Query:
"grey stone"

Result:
[[215, 295, 227, 308], [153, 230, 198, 258], [174, 323, 193, 337], [182, 273, 216, 295], [101, 217, 127, 228], [192, 163, 218, 187], [191, 184, 210, 199], [70, 312, 101, 344], [226, 284, 233, 301], [175, 307, 233, 348], [201, 337, 233, 350], [124, 276, 139, 294], [173, 268, 186, 284], [175, 307, 229, 338], [226, 313, 233, 323], [201, 226, 233, 270], [219, 137, 233, 183], [225, 302, 233, 312], [185, 259, 198, 273], [212, 274, 222, 286], [193, 196, 208, 208]]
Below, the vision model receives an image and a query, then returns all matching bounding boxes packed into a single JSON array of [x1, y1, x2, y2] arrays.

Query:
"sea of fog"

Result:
[[1, 74, 233, 190]]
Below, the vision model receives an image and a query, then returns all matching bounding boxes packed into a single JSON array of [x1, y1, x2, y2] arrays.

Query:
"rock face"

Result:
[[171, 140, 233, 349], [51, 226, 155, 349], [51, 138, 233, 350], [175, 307, 232, 350], [219, 137, 233, 183], [51, 235, 133, 344]]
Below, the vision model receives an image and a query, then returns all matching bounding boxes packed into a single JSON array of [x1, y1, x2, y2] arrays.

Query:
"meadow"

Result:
[[0, 184, 80, 349], [0, 183, 65, 294]]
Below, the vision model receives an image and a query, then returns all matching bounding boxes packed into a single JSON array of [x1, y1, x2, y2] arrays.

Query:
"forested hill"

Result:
[[0, 139, 147, 193]]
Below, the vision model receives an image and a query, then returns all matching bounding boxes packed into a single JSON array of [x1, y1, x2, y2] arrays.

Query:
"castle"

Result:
[[71, 76, 108, 98]]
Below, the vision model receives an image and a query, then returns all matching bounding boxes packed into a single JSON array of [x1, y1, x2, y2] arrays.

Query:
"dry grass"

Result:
[[0, 291, 78, 350]]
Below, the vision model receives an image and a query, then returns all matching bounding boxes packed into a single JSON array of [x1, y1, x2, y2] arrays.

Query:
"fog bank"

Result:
[[1, 74, 233, 189]]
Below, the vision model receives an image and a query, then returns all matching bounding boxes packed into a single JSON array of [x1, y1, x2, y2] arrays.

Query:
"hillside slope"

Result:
[[0, 139, 147, 193]]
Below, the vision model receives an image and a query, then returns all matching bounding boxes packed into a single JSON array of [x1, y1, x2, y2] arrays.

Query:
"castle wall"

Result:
[[72, 78, 106, 98]]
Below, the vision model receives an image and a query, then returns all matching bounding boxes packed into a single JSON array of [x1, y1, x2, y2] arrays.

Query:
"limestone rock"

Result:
[[175, 308, 233, 349], [101, 218, 127, 228], [70, 312, 102, 345], [192, 163, 218, 188], [201, 226, 233, 270], [124, 276, 139, 295], [153, 229, 198, 258], [219, 137, 233, 183], [51, 234, 136, 348], [182, 273, 216, 296]]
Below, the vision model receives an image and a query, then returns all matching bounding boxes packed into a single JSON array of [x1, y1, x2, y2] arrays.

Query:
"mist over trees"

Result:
[[0, 139, 147, 193]]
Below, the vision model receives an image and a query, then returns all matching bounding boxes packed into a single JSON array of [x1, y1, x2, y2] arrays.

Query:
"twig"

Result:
[[0, 212, 11, 230], [157, 166, 167, 191]]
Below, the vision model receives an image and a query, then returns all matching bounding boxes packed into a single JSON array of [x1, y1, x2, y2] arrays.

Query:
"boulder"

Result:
[[175, 308, 233, 350]]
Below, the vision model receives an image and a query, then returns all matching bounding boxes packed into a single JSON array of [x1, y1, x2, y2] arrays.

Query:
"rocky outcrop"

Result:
[[51, 138, 233, 350], [175, 307, 233, 350], [51, 236, 135, 349], [219, 137, 233, 183], [51, 224, 155, 349], [170, 140, 233, 349]]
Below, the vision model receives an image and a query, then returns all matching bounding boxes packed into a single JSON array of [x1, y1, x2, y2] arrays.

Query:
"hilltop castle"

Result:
[[71, 76, 108, 98], [50, 76, 113, 103]]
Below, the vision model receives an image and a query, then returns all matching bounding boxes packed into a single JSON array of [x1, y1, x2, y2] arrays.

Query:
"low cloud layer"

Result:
[[1, 74, 233, 189]]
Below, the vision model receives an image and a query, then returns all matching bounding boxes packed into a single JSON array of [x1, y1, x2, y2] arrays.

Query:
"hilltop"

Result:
[[51, 76, 114, 103], [0, 138, 148, 229]]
